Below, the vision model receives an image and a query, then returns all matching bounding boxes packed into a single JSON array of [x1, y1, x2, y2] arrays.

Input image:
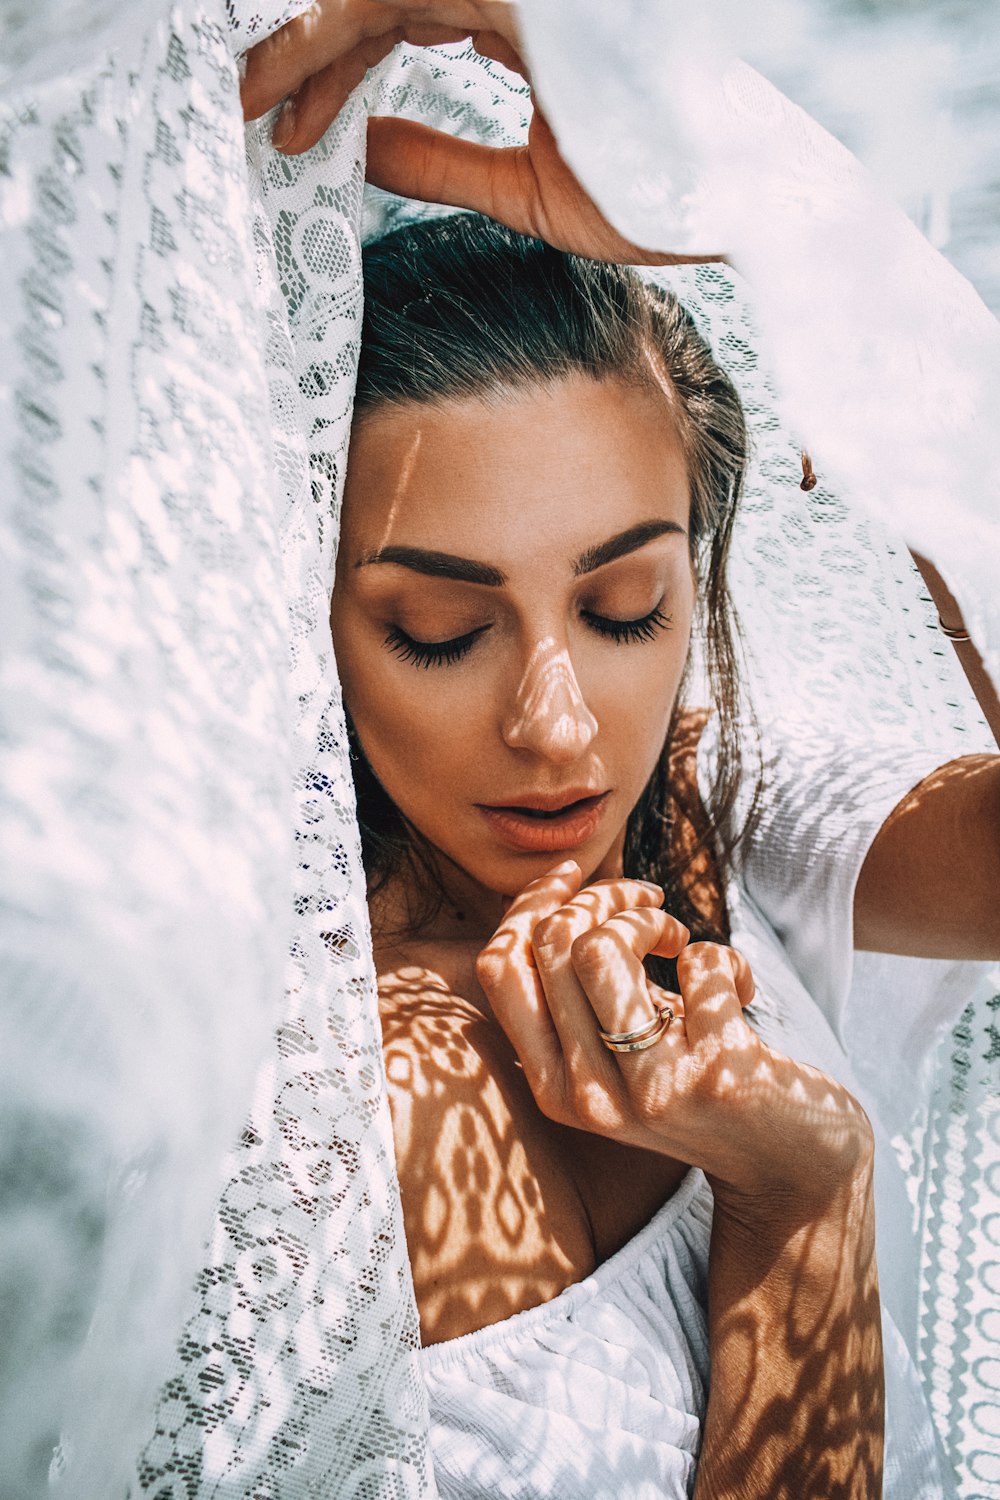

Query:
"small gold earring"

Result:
[[799, 450, 817, 491]]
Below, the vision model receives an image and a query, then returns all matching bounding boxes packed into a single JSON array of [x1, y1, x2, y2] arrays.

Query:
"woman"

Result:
[[245, 11, 1000, 1498], [321, 210, 996, 1500]]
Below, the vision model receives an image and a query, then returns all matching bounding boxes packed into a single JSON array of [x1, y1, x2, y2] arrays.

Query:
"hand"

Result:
[[477, 860, 874, 1220], [241, 0, 722, 265], [240, 2, 515, 134]]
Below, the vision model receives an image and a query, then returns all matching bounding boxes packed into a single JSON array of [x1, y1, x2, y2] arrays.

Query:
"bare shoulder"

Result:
[[854, 751, 1000, 959], [375, 944, 598, 1346]]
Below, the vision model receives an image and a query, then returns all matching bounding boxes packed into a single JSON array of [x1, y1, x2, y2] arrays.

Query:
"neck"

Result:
[[369, 851, 508, 949]]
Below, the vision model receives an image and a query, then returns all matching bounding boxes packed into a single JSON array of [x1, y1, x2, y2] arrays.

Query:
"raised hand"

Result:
[[240, 1, 510, 138], [241, 0, 721, 265], [480, 859, 884, 1494], [477, 859, 874, 1221]]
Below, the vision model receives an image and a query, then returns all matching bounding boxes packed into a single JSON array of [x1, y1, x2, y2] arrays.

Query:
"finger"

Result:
[[477, 869, 663, 1082], [242, 7, 361, 120], [367, 116, 724, 267], [489, 858, 585, 951], [728, 947, 755, 1008], [271, 33, 405, 152], [675, 942, 755, 1050], [367, 117, 538, 232], [475, 860, 583, 1067], [570, 906, 688, 1038], [370, 0, 522, 53], [529, 881, 667, 1055], [532, 877, 666, 961], [470, 28, 529, 81]]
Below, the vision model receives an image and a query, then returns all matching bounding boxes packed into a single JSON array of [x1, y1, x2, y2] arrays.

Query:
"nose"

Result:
[[501, 636, 599, 763]]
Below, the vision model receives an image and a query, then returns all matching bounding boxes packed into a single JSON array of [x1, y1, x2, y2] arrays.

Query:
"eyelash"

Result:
[[384, 624, 487, 669], [384, 604, 672, 669], [581, 604, 673, 646]]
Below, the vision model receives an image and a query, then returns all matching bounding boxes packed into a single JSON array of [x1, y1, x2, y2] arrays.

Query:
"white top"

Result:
[[419, 720, 956, 1499]]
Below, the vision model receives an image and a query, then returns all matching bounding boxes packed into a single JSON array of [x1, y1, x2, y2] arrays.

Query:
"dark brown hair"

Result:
[[345, 213, 758, 967]]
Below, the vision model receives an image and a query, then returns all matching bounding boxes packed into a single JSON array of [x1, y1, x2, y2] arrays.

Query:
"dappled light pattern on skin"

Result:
[[3, 16, 995, 1499], [390, 913, 886, 1495], [375, 799, 888, 1494], [698, 1188, 885, 1500], [377, 962, 603, 1343], [503, 639, 600, 759], [482, 914, 877, 1223]]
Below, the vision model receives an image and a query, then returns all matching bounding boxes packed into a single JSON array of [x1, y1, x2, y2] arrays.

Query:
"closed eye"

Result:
[[582, 603, 672, 644], [384, 623, 492, 668], [384, 602, 671, 669]]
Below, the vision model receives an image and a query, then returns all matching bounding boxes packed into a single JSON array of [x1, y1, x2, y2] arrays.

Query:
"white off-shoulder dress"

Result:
[[420, 721, 960, 1499]]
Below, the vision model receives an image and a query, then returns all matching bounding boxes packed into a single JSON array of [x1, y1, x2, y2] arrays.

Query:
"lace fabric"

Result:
[[519, 1, 1000, 692], [0, 6, 997, 1499]]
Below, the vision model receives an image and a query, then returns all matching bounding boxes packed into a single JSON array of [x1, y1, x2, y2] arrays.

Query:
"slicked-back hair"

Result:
[[345, 213, 759, 971]]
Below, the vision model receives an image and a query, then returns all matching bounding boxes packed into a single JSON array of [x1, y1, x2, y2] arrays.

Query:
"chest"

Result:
[[376, 941, 686, 1343]]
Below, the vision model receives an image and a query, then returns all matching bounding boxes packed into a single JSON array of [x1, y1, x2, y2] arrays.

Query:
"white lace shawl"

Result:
[[0, 3, 997, 1496]]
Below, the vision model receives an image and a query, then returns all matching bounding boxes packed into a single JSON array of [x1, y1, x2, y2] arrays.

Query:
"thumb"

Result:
[[367, 116, 536, 232]]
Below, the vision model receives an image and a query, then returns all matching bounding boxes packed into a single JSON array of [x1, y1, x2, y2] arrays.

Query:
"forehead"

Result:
[[340, 375, 690, 564]]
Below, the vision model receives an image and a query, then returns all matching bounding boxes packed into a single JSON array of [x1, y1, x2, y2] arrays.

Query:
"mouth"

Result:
[[475, 792, 610, 852]]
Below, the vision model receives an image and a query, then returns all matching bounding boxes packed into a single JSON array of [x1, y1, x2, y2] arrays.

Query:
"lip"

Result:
[[475, 791, 611, 853]]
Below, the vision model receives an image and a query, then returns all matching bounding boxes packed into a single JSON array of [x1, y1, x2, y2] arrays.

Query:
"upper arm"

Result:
[[853, 754, 1000, 960]]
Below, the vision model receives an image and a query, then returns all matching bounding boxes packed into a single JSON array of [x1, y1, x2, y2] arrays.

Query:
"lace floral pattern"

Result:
[[1, 7, 296, 1494], [1, 9, 997, 1499]]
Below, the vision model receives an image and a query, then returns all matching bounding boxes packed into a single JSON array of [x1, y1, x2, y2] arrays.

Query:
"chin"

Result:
[[479, 837, 624, 898]]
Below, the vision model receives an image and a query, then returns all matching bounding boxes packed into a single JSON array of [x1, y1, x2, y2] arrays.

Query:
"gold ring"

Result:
[[599, 1000, 675, 1054]]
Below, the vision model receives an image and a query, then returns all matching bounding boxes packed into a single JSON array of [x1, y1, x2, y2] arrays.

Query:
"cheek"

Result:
[[588, 621, 690, 743], [341, 657, 481, 813]]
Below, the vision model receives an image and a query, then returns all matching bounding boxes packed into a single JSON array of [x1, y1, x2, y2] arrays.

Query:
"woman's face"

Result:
[[331, 374, 695, 904]]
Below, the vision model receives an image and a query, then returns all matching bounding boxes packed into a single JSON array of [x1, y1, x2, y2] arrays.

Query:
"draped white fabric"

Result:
[[0, 3, 997, 1498], [520, 1, 1000, 691]]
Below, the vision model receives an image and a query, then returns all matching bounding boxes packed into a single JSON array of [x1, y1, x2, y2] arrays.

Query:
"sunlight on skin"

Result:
[[374, 427, 423, 549], [378, 965, 606, 1339], [336, 369, 885, 1489], [339, 375, 875, 1259], [503, 636, 599, 758], [332, 377, 694, 920], [231, 8, 1000, 1488], [474, 884, 874, 1215], [856, 753, 1000, 957]]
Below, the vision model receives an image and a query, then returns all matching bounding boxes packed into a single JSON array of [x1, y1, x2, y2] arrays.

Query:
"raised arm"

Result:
[[241, 0, 721, 265]]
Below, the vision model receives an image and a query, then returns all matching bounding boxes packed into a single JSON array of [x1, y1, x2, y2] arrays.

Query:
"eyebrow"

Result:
[[355, 520, 686, 587], [572, 519, 687, 576]]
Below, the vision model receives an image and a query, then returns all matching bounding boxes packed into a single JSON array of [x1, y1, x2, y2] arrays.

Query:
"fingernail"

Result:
[[272, 100, 295, 149], [549, 859, 579, 877], [635, 880, 663, 895]]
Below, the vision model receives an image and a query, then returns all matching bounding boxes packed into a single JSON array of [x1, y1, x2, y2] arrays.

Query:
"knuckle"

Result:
[[567, 1074, 602, 1126], [533, 1077, 572, 1127], [532, 912, 558, 948], [533, 909, 577, 954], [475, 946, 505, 991], [569, 925, 613, 970]]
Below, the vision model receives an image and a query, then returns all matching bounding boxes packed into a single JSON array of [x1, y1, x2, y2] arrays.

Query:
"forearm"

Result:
[[694, 1169, 884, 1500]]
